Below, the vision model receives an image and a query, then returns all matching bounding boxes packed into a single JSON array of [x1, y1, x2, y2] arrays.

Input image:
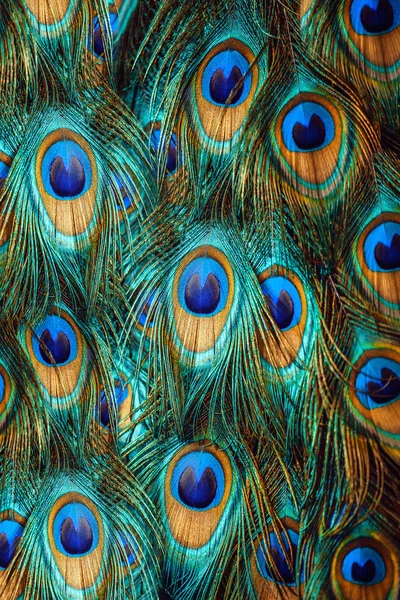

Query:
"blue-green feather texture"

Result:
[[0, 0, 400, 599]]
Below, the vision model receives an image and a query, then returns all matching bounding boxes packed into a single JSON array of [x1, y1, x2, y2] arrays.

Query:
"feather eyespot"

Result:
[[256, 531, 300, 585], [343, 0, 400, 78], [193, 38, 259, 145], [258, 268, 308, 369], [0, 517, 25, 570], [349, 0, 399, 35], [251, 519, 304, 597], [26, 309, 89, 408], [31, 314, 78, 368], [119, 534, 139, 570], [172, 246, 235, 356], [96, 374, 132, 434], [47, 493, 104, 591], [357, 212, 400, 306], [282, 102, 335, 152], [36, 129, 98, 243], [274, 92, 346, 197], [331, 535, 397, 599], [92, 12, 119, 58], [0, 366, 14, 429], [0, 155, 11, 190], [150, 125, 179, 177], [164, 442, 233, 549], [348, 347, 400, 447]]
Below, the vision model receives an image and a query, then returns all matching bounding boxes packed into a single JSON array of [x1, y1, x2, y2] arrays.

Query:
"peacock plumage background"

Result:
[[0, 0, 399, 598]]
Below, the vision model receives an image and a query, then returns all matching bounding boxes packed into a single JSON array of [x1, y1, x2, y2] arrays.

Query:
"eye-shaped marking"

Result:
[[48, 492, 104, 591], [138, 291, 156, 328], [343, 0, 400, 78], [0, 366, 14, 429], [35, 129, 98, 240], [251, 518, 303, 597], [171, 451, 224, 511], [258, 267, 308, 369], [0, 153, 12, 190], [96, 373, 132, 433], [331, 535, 397, 599], [164, 442, 232, 549], [356, 357, 400, 408], [41, 139, 91, 200], [119, 533, 140, 572], [194, 38, 259, 144], [282, 102, 335, 152], [348, 347, 400, 446], [275, 92, 345, 196], [150, 126, 179, 176], [178, 257, 228, 317], [26, 309, 88, 407], [0, 510, 26, 599], [92, 12, 119, 58], [0, 519, 25, 570], [342, 547, 385, 584], [31, 314, 78, 367], [53, 503, 98, 557], [350, 0, 399, 35], [172, 246, 234, 355], [257, 530, 301, 585], [357, 213, 400, 305], [201, 50, 251, 106]]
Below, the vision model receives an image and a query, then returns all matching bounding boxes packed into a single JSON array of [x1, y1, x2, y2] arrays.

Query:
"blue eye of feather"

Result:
[[350, 0, 400, 35], [0, 373, 5, 404], [282, 102, 335, 152], [171, 451, 225, 511], [151, 130, 178, 175], [138, 291, 156, 327], [257, 530, 303, 585], [32, 315, 78, 367], [260, 276, 302, 331], [364, 221, 400, 272], [0, 520, 24, 570], [119, 534, 138, 567], [179, 257, 229, 317], [114, 176, 134, 211], [97, 379, 129, 428], [42, 140, 92, 200], [53, 502, 99, 557], [202, 50, 251, 107], [342, 546, 386, 584], [0, 161, 9, 189], [356, 357, 400, 408], [92, 13, 119, 57]]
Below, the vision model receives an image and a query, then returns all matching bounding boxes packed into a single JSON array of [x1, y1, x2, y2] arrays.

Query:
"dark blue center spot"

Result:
[[374, 234, 400, 270], [292, 114, 326, 150], [270, 544, 297, 584], [166, 134, 177, 174], [351, 558, 376, 583], [367, 367, 400, 403], [0, 532, 20, 569], [209, 66, 244, 105], [49, 155, 85, 198], [39, 329, 71, 365], [361, 0, 394, 33], [178, 466, 217, 509], [184, 272, 221, 315], [266, 290, 294, 330], [60, 517, 93, 555]]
